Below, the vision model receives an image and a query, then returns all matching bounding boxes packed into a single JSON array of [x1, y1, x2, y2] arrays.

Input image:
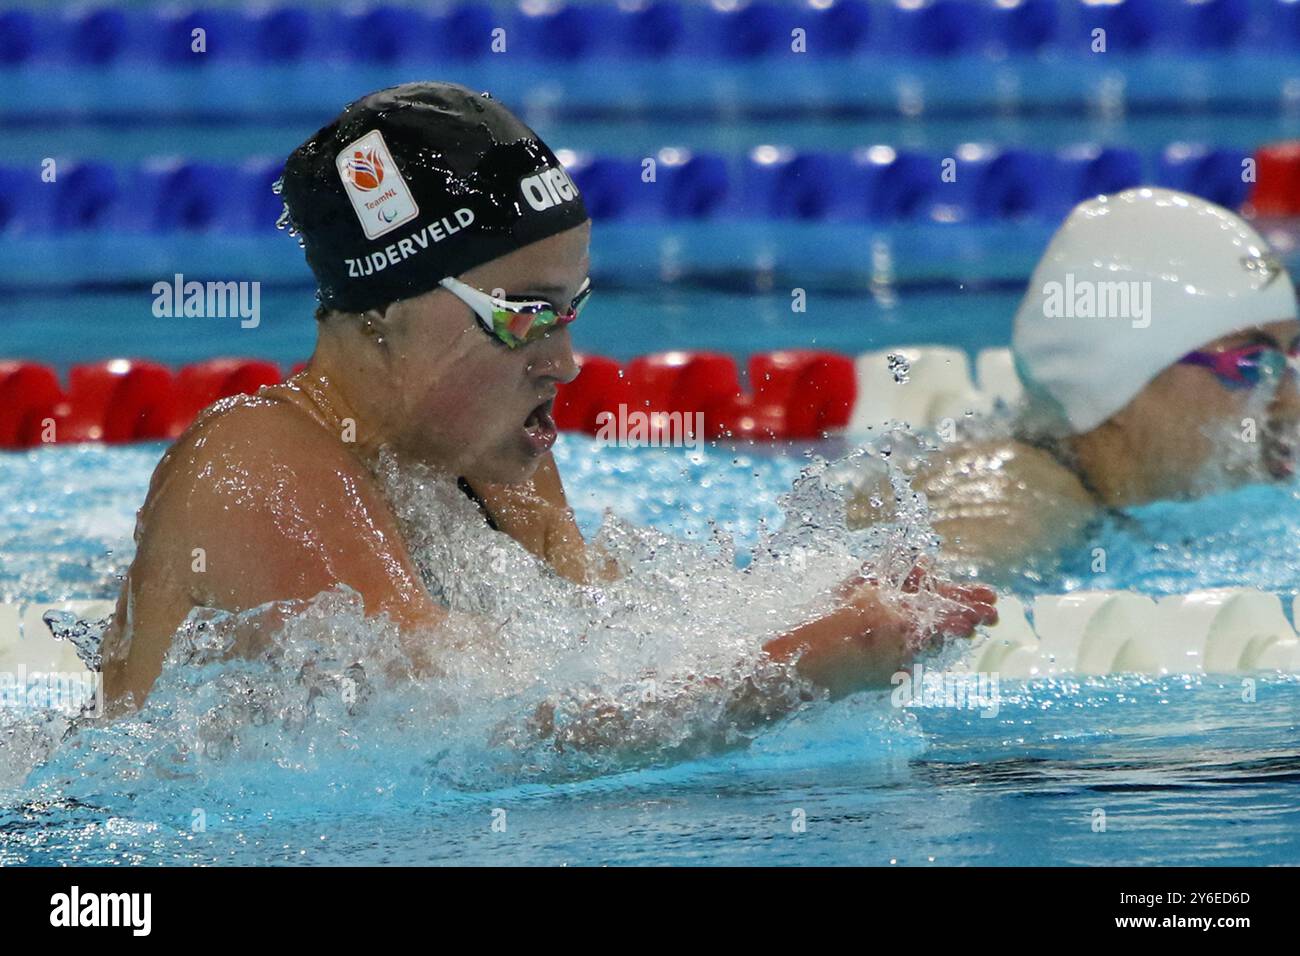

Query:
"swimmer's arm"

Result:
[[527, 573, 997, 760], [474, 452, 620, 584]]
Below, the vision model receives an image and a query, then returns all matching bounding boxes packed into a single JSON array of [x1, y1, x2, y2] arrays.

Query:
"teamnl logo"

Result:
[[1042, 272, 1151, 329], [891, 663, 1000, 718], [152, 273, 260, 329], [337, 129, 420, 240]]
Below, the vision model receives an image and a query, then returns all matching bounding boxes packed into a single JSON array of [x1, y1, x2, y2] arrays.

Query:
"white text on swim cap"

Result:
[[345, 208, 476, 278], [520, 164, 579, 212], [1042, 273, 1152, 329]]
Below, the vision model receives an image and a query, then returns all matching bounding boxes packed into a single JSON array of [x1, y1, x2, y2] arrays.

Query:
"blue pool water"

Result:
[[6, 33, 1300, 866], [1, 438, 1299, 866]]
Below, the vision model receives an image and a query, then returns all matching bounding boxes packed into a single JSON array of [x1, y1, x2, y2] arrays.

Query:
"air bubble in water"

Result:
[[887, 353, 910, 384]]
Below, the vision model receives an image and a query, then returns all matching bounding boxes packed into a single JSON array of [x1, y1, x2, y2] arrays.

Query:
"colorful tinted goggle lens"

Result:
[[439, 275, 592, 349], [1178, 342, 1299, 390]]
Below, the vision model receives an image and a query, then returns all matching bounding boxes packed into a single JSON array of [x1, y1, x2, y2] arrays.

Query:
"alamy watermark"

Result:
[[152, 273, 260, 328], [1042, 273, 1151, 329], [891, 662, 1000, 718], [0, 666, 102, 717], [594, 404, 705, 451]]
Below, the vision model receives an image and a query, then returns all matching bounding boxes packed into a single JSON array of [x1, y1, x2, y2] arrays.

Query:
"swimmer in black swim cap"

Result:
[[100, 81, 996, 714], [278, 80, 593, 485]]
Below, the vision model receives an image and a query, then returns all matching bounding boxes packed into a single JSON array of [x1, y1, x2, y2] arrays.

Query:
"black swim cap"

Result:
[[279, 81, 589, 314]]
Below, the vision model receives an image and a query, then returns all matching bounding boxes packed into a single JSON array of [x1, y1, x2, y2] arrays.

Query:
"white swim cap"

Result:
[[1012, 187, 1298, 435]]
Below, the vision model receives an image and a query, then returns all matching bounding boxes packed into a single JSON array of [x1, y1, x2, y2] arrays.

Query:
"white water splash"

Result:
[[4, 441, 958, 802]]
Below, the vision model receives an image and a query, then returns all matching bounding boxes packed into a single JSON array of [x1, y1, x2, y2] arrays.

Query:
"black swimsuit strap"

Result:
[[1018, 434, 1133, 526], [457, 476, 500, 532]]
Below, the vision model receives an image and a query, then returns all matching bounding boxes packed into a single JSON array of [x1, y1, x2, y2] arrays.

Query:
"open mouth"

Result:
[[522, 397, 557, 455]]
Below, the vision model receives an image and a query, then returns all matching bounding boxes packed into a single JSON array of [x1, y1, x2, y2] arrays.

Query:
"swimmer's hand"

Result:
[[761, 566, 998, 700]]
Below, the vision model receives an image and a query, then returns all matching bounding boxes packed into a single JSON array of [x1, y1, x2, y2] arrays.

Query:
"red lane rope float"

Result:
[[0, 358, 284, 449], [1246, 141, 1300, 217], [553, 354, 627, 434], [748, 350, 856, 439], [556, 349, 858, 442], [0, 361, 63, 448], [625, 351, 742, 443], [4, 350, 862, 449], [76, 359, 175, 443], [161, 359, 282, 439]]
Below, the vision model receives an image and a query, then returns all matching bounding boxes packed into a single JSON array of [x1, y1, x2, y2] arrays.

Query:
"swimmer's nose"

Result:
[[1268, 361, 1300, 427], [526, 329, 580, 385]]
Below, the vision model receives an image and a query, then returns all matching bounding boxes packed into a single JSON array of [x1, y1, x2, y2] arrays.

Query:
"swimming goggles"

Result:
[[1178, 338, 1300, 391], [438, 275, 591, 349]]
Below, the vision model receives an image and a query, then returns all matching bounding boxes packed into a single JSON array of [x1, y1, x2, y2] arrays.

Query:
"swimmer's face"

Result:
[[379, 221, 588, 482], [1112, 318, 1300, 498]]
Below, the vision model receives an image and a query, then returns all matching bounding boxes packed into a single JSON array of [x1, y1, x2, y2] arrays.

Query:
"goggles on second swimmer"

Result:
[[1178, 340, 1300, 390], [438, 275, 592, 349]]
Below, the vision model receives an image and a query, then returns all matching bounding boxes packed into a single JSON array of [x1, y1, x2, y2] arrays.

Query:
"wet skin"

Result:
[[100, 221, 996, 711], [850, 319, 1300, 574]]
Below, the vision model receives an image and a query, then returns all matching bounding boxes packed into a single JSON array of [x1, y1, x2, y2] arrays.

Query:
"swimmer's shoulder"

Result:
[[137, 381, 440, 623], [920, 438, 1094, 508], [137, 383, 381, 542], [915, 438, 1098, 571], [169, 383, 361, 476]]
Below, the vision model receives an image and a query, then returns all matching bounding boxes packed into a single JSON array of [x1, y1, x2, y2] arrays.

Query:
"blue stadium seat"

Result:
[[930, 145, 1055, 222], [802, 0, 873, 56], [51, 162, 120, 232], [512, 2, 622, 59], [987, 0, 1058, 54], [847, 146, 940, 222], [0, 10, 39, 65], [1156, 143, 1251, 209], [616, 2, 687, 58], [1078, 0, 1163, 53], [211, 158, 287, 234], [889, 0, 986, 57], [112, 161, 232, 233], [1051, 144, 1145, 213], [657, 151, 731, 219], [682, 1, 799, 59], [1175, 0, 1249, 50], [149, 8, 253, 64], [248, 6, 319, 62], [59, 7, 136, 65], [0, 165, 51, 233], [1271, 0, 1300, 49], [330, 5, 431, 63], [738, 149, 845, 221], [430, 4, 497, 60], [566, 156, 660, 221]]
